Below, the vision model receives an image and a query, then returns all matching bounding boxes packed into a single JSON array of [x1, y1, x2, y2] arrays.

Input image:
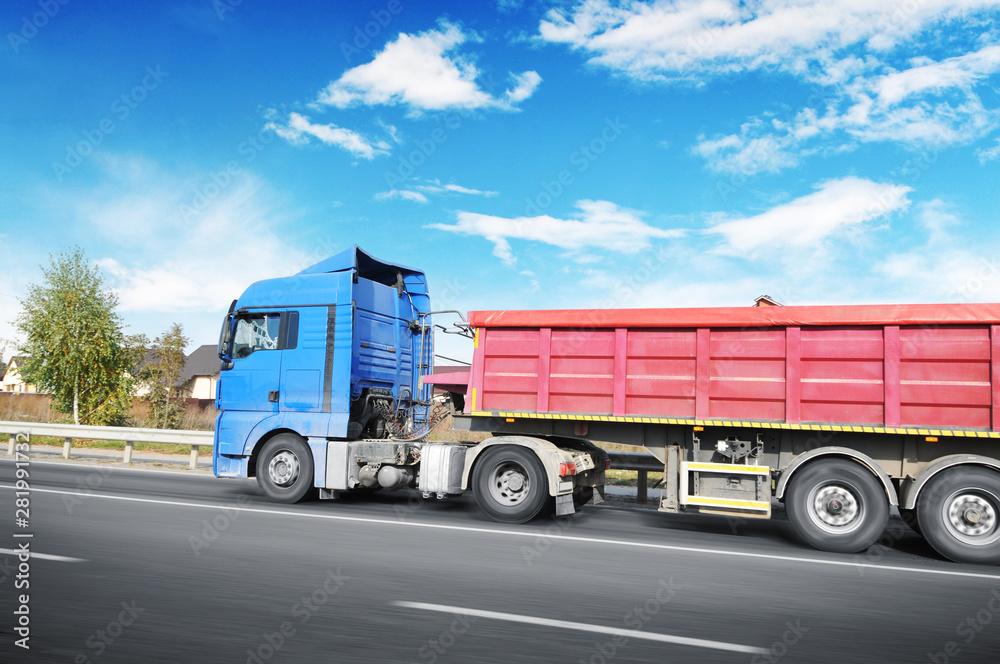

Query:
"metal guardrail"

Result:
[[0, 419, 661, 489], [607, 451, 663, 504], [1, 420, 214, 469]]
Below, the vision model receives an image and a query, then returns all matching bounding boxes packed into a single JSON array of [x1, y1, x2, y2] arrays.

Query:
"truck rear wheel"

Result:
[[785, 459, 888, 554], [472, 446, 550, 523], [917, 467, 1000, 565], [256, 434, 315, 504]]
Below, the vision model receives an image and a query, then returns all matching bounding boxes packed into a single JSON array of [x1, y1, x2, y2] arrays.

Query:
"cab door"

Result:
[[218, 312, 285, 413]]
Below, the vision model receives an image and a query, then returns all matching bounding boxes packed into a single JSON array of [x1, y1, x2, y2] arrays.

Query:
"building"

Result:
[[753, 294, 784, 307], [178, 345, 221, 400], [0, 357, 38, 393]]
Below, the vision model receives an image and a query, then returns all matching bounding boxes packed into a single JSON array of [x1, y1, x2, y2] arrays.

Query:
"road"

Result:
[[2, 459, 999, 664]]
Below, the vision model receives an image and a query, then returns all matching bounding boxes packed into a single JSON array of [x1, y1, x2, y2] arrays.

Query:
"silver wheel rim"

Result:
[[268, 450, 300, 487], [488, 461, 531, 507], [807, 483, 863, 534], [942, 490, 1000, 546]]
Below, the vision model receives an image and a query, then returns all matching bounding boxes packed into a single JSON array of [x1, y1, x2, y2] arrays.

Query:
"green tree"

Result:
[[140, 323, 190, 429], [14, 247, 141, 425]]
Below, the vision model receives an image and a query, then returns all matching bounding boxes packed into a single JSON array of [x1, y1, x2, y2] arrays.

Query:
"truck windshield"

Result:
[[232, 314, 281, 358]]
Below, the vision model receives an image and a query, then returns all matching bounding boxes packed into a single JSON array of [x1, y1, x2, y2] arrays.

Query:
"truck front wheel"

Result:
[[256, 434, 315, 504], [917, 467, 1000, 565], [785, 459, 888, 554], [472, 446, 550, 523]]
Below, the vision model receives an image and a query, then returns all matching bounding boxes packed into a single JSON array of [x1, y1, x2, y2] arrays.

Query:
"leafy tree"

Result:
[[14, 247, 141, 425], [140, 323, 190, 429]]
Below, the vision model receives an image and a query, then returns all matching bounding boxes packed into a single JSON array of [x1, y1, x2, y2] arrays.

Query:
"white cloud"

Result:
[[876, 46, 1000, 105], [316, 22, 541, 113], [505, 70, 543, 104], [706, 177, 912, 254], [977, 138, 1000, 163], [544, 2, 1000, 173], [428, 200, 682, 265], [44, 156, 313, 319], [694, 44, 1000, 174], [413, 179, 498, 196], [375, 179, 498, 203], [266, 112, 391, 159], [539, 0, 1000, 82], [375, 189, 429, 203], [693, 125, 801, 175]]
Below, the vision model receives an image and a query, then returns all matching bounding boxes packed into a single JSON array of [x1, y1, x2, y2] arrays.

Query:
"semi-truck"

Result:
[[214, 246, 1000, 565]]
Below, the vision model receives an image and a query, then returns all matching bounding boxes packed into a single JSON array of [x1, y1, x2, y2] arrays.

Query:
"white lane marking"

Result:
[[3, 484, 1000, 581], [0, 548, 85, 563], [393, 600, 768, 655]]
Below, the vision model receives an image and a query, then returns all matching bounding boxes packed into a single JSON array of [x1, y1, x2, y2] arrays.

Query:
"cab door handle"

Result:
[[268, 390, 280, 403]]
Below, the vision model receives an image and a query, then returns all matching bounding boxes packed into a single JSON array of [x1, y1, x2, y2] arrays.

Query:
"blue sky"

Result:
[[2, 0, 1000, 363]]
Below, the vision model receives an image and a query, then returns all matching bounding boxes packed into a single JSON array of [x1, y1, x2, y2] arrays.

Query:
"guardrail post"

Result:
[[123, 441, 134, 465], [7, 436, 14, 456], [637, 470, 648, 504], [189, 445, 200, 470], [63, 437, 72, 459]]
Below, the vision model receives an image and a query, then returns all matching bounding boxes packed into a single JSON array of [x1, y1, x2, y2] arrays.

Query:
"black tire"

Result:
[[917, 467, 1000, 565], [256, 434, 315, 504], [472, 446, 550, 523], [785, 459, 889, 553]]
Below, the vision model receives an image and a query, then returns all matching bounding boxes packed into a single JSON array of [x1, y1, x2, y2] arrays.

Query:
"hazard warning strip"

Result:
[[472, 411, 1000, 439]]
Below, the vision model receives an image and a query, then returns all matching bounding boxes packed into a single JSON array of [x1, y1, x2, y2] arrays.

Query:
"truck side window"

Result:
[[232, 314, 281, 358]]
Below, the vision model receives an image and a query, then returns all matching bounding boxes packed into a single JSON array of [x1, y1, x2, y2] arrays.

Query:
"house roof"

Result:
[[178, 345, 221, 384], [1, 356, 28, 382]]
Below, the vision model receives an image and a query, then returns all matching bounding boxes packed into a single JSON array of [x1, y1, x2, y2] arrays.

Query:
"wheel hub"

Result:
[[810, 484, 861, 532], [946, 493, 996, 539], [489, 462, 530, 506], [268, 450, 299, 486]]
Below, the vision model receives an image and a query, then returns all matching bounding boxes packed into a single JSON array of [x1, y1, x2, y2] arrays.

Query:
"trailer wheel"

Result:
[[917, 467, 1000, 565], [256, 434, 315, 504], [785, 459, 888, 553], [472, 446, 550, 523]]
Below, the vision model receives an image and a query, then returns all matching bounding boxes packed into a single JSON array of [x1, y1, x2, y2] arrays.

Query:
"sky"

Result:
[[2, 0, 1000, 365]]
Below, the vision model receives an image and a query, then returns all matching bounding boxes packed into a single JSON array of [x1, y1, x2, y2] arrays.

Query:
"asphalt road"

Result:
[[2, 459, 999, 664]]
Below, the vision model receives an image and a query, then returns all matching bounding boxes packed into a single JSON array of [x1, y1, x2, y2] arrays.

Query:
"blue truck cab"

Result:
[[212, 246, 433, 489]]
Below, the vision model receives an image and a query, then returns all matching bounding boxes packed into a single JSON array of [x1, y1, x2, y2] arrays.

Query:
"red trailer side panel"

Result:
[[466, 304, 1000, 433]]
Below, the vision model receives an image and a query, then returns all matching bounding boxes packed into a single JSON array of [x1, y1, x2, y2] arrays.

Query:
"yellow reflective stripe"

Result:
[[686, 462, 770, 474], [686, 496, 770, 510]]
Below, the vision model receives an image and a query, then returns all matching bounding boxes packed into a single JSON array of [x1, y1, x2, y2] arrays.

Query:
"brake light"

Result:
[[559, 462, 577, 476], [604, 458, 612, 471]]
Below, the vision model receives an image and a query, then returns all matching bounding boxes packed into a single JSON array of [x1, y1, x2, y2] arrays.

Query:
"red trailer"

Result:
[[433, 303, 1000, 564]]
